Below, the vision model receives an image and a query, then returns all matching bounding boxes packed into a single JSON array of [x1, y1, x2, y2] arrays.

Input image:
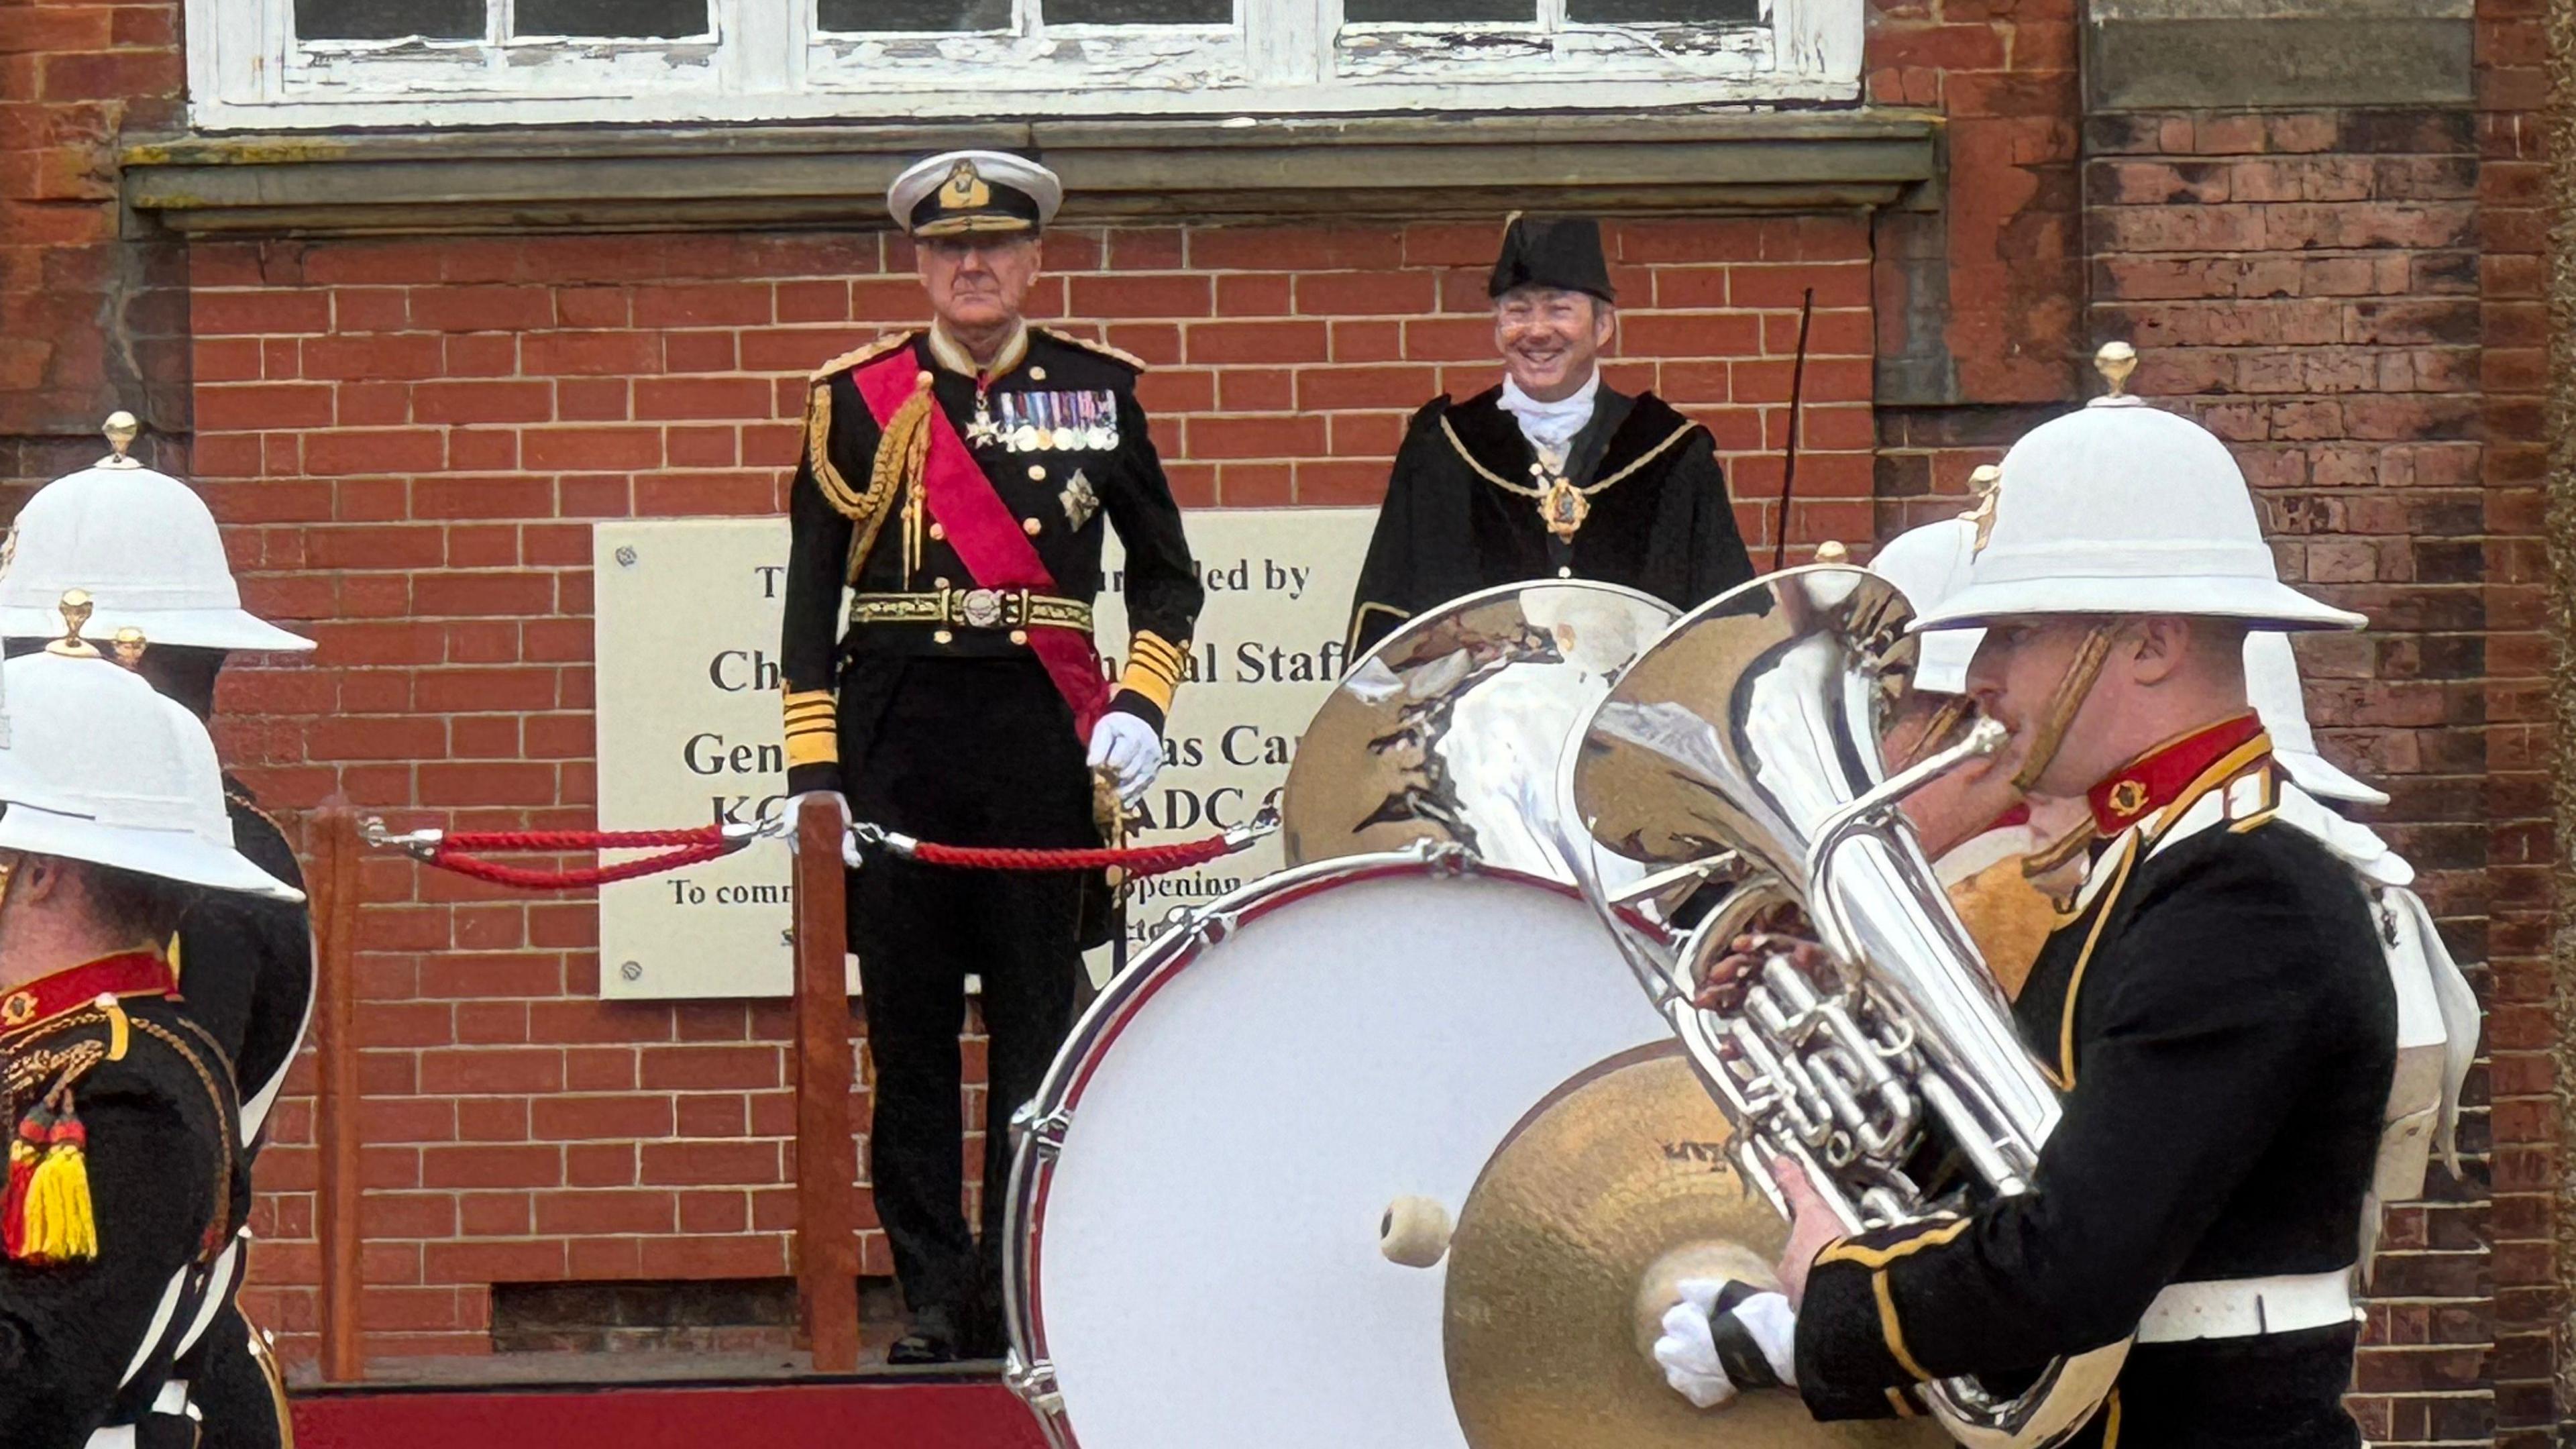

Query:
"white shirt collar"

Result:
[[1497, 368, 1601, 464]]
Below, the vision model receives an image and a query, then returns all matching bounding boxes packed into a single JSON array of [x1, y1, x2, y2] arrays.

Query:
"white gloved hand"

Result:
[[1654, 1279, 1800, 1410], [1087, 712, 1163, 803], [1654, 1294, 1737, 1409], [786, 790, 859, 869]]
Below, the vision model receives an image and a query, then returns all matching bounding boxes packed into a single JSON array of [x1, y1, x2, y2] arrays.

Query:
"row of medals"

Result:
[[968, 389, 1119, 454]]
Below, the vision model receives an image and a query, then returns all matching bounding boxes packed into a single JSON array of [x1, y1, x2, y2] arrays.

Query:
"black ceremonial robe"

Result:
[[1346, 384, 1754, 655]]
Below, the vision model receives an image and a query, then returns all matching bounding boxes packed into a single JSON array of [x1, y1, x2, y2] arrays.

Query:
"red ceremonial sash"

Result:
[[853, 347, 1112, 740]]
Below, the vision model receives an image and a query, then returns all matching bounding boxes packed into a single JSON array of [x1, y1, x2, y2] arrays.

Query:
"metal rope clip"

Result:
[[360, 816, 443, 861], [1224, 802, 1284, 850]]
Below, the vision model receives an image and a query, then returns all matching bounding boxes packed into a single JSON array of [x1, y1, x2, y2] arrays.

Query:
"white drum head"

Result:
[[1022, 864, 1669, 1447]]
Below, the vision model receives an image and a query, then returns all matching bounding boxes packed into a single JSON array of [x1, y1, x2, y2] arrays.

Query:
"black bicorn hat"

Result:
[[1487, 214, 1616, 305], [887, 150, 1064, 239]]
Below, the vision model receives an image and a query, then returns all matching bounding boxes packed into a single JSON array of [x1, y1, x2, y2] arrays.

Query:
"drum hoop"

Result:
[[1000, 847, 1583, 1439]]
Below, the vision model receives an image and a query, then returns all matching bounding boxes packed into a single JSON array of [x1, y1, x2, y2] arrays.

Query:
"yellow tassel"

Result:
[[23, 1129, 95, 1263]]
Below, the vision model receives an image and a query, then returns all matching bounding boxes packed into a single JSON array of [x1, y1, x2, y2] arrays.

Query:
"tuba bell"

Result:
[[1559, 564, 2127, 1449]]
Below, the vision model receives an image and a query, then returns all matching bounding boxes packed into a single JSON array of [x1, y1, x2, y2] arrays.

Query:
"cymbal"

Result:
[[1444, 1046, 1945, 1448]]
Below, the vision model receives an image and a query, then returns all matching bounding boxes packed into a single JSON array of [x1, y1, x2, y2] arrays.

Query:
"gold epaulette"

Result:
[[809, 331, 919, 384], [1040, 327, 1150, 373]]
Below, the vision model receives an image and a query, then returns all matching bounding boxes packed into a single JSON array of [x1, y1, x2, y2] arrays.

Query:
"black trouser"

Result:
[[843, 659, 1091, 1330]]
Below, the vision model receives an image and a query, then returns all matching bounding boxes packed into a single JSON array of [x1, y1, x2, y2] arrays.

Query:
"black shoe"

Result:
[[885, 1305, 960, 1365]]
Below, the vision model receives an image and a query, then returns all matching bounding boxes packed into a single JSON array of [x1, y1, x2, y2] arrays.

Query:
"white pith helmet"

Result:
[[1869, 514, 1983, 695], [2245, 631, 2386, 806], [0, 598, 301, 902], [0, 413, 313, 653], [1911, 345, 2367, 636]]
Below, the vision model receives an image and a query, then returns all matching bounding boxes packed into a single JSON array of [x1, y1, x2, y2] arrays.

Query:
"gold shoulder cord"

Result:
[[804, 379, 905, 586]]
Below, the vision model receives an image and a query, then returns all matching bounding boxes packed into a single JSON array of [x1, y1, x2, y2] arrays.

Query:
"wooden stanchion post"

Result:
[[792, 805, 861, 1373], [309, 799, 366, 1383]]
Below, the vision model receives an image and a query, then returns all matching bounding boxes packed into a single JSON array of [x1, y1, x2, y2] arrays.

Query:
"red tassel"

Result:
[[2, 1109, 50, 1260]]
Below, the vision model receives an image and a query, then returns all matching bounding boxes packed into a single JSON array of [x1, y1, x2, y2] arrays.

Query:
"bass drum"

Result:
[[1001, 854, 1671, 1448]]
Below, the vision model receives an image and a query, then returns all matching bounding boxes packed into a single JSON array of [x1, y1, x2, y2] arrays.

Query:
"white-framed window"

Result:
[[187, 0, 1862, 128]]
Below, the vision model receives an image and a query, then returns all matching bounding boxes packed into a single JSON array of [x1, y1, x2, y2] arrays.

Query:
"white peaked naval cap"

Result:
[[0, 649, 302, 901], [1909, 396, 2367, 635], [0, 418, 314, 652], [1867, 517, 1983, 695], [2245, 631, 2387, 806]]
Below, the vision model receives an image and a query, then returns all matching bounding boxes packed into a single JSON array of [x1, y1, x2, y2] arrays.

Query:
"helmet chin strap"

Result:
[[2008, 623, 2119, 794]]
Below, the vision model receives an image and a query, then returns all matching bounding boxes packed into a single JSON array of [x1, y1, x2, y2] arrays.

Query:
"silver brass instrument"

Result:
[[1282, 579, 1678, 884], [1559, 564, 2126, 1449]]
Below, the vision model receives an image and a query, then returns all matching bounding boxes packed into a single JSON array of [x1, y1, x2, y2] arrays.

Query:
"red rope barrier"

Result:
[[904, 835, 1240, 878], [382, 817, 1263, 891], [427, 843, 734, 891]]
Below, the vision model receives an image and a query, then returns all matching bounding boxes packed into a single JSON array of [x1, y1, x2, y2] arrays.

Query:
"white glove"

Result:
[[1087, 712, 1163, 803], [786, 790, 860, 869], [1654, 1279, 1799, 1410]]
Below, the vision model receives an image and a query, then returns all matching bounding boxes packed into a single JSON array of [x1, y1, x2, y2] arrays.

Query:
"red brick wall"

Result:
[[0, 0, 186, 487], [2470, 0, 2554, 1438], [195, 221, 1875, 1359]]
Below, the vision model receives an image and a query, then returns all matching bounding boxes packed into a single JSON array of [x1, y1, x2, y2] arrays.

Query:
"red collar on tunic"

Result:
[[2086, 713, 2269, 838], [0, 951, 174, 1034]]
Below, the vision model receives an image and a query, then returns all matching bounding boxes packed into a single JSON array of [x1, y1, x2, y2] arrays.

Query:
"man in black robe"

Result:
[[1344, 215, 1753, 655]]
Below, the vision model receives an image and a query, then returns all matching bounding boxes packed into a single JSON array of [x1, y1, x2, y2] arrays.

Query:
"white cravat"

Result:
[[1497, 369, 1601, 466]]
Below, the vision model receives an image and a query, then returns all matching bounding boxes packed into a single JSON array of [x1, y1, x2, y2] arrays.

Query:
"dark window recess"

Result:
[[819, 0, 1012, 30], [518, 0, 712, 35], [1045, 0, 1230, 23], [1565, 0, 1759, 21], [1342, 0, 1531, 22], [294, 0, 484, 40]]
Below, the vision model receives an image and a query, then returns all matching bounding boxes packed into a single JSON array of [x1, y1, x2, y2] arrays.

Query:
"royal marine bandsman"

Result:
[[1344, 214, 1753, 655], [780, 150, 1203, 1363], [0, 415, 313, 1449], [1658, 352, 2476, 1446], [0, 601, 299, 1449]]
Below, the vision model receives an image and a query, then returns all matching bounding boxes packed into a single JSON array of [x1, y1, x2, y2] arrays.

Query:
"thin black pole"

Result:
[[1772, 287, 1816, 572]]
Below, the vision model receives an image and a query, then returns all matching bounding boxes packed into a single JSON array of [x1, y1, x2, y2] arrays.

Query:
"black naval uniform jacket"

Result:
[[0, 953, 247, 1449], [1345, 384, 1753, 655], [1794, 729, 2396, 1447], [781, 326, 1204, 806], [176, 779, 312, 1144]]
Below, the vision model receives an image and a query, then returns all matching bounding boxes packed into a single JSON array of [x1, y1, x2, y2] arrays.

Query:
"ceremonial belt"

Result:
[[2135, 1268, 2359, 1344], [853, 350, 1110, 739], [849, 588, 1093, 633]]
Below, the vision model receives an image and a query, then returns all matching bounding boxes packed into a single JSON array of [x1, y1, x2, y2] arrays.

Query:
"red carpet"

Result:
[[292, 1381, 1051, 1449]]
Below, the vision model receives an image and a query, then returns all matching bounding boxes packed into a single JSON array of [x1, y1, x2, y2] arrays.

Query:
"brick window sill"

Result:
[[122, 109, 1937, 239]]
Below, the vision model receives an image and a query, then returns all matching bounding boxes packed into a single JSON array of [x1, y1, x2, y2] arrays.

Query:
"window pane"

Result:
[[1343, 0, 1527, 20], [1045, 0, 1228, 22], [295, 0, 484, 40], [518, 0, 710, 35], [1566, 0, 1758, 20], [818, 0, 1012, 30]]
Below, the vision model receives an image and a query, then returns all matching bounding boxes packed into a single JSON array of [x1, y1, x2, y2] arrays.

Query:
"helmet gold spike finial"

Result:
[[48, 590, 99, 659], [2094, 341, 2138, 400], [100, 412, 143, 470], [1814, 539, 1849, 564]]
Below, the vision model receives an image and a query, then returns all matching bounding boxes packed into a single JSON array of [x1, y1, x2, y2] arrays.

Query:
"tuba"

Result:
[[1559, 564, 2127, 1449]]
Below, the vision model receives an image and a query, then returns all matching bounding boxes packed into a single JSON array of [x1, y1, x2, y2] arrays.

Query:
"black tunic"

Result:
[[1, 963, 246, 1449], [1346, 385, 1752, 655], [781, 327, 1205, 800], [162, 778, 310, 1449], [1793, 761, 2396, 1446]]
